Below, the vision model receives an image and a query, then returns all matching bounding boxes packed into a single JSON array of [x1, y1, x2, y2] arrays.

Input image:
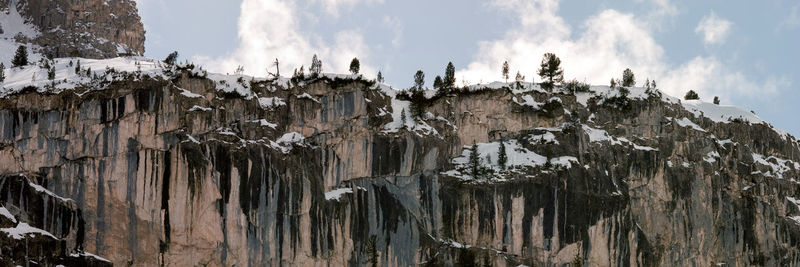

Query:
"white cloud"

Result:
[[457, 0, 665, 86], [382, 16, 404, 47], [695, 11, 732, 45], [779, 5, 800, 31], [313, 0, 384, 17], [457, 0, 785, 102], [195, 0, 373, 77]]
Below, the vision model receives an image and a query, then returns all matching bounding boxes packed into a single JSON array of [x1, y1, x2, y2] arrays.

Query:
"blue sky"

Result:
[[136, 0, 799, 136]]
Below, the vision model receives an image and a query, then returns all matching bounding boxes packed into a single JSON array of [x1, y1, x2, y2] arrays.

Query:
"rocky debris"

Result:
[[0, 62, 799, 266], [1, 0, 145, 58]]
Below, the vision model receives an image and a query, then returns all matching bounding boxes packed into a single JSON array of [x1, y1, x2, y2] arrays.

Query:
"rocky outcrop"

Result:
[[0, 66, 799, 266], [1, 0, 145, 58]]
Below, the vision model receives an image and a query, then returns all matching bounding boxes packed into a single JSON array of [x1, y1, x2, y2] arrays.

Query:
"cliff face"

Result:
[[0, 59, 799, 266], [1, 0, 145, 58]]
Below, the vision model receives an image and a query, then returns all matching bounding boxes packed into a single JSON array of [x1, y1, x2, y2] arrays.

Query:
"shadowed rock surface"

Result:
[[0, 67, 799, 266]]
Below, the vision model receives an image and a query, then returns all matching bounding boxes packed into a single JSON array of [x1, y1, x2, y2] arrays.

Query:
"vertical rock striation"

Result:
[[0, 68, 799, 266]]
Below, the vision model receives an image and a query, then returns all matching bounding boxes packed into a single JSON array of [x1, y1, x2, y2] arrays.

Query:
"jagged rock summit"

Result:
[[0, 0, 145, 60], [2, 2, 800, 267]]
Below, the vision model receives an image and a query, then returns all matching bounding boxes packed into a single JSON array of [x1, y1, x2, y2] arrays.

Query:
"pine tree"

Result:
[[684, 90, 699, 100], [310, 54, 322, 77], [651, 80, 657, 89], [12, 45, 28, 67], [622, 68, 635, 87], [609, 78, 616, 88], [537, 53, 564, 90], [644, 78, 651, 89], [75, 60, 81, 75], [713, 96, 720, 105], [376, 71, 384, 83], [400, 108, 407, 128], [433, 75, 443, 90], [163, 51, 178, 65], [0, 63, 5, 83], [444, 62, 456, 89], [501, 61, 509, 82], [498, 141, 508, 169], [349, 57, 360, 74], [414, 70, 425, 89], [469, 142, 480, 177]]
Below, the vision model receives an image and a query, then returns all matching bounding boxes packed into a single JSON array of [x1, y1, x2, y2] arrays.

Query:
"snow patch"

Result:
[[0, 207, 16, 223], [324, 186, 366, 201], [188, 105, 212, 112], [1, 223, 56, 240], [675, 117, 706, 132]]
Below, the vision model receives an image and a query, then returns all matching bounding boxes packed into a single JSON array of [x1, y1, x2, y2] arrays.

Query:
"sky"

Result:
[[135, 0, 800, 136]]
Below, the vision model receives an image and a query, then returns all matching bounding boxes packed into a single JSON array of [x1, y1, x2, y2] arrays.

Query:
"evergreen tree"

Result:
[[537, 53, 564, 90], [713, 96, 720, 105], [433, 75, 443, 90], [400, 108, 407, 127], [376, 71, 384, 83], [469, 142, 480, 177], [609, 78, 616, 88], [310, 54, 322, 77], [349, 57, 360, 74], [501, 60, 509, 82], [498, 141, 508, 169], [622, 68, 635, 87], [414, 70, 425, 89], [12, 45, 28, 67], [0, 63, 5, 83], [651, 80, 657, 89], [163, 51, 178, 65], [684, 90, 699, 100], [444, 62, 456, 89], [75, 60, 81, 75], [644, 78, 651, 89]]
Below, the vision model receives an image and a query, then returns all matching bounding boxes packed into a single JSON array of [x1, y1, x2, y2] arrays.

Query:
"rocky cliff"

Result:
[[0, 0, 145, 58], [0, 57, 799, 266]]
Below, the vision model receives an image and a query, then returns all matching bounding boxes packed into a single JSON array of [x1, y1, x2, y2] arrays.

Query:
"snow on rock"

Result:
[[583, 125, 656, 151], [512, 95, 544, 109], [185, 134, 200, 144], [270, 132, 306, 154], [382, 97, 439, 136], [250, 119, 277, 129], [1, 222, 57, 240], [324, 186, 366, 201], [177, 87, 203, 98], [447, 140, 576, 180], [0, 207, 16, 223], [704, 151, 720, 163], [70, 252, 111, 263], [296, 93, 320, 103], [188, 105, 212, 112], [207, 73, 256, 99], [550, 156, 579, 168], [530, 132, 559, 144], [682, 100, 763, 124], [752, 153, 799, 179], [675, 117, 707, 132], [788, 197, 800, 210], [257, 97, 286, 109], [1, 57, 166, 97]]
